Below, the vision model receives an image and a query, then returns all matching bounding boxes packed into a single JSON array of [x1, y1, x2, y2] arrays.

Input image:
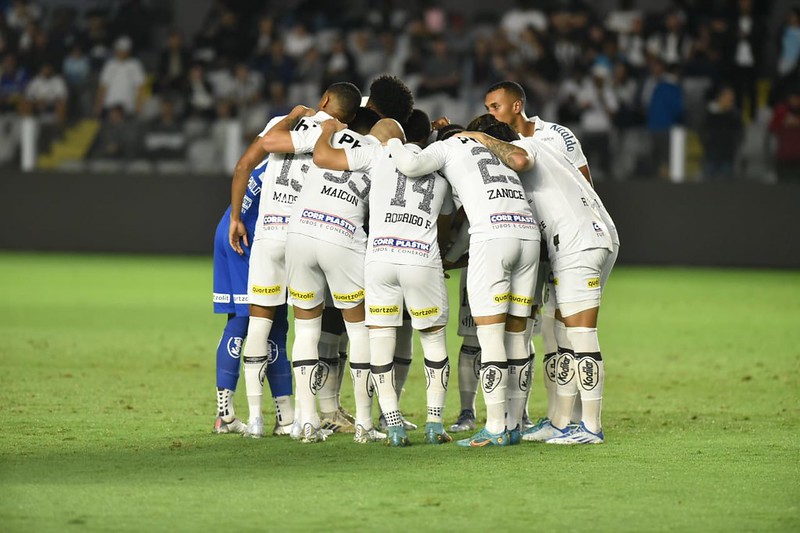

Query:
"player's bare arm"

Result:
[[229, 137, 271, 255], [386, 138, 442, 177], [312, 119, 349, 171], [459, 131, 531, 173], [260, 105, 315, 154]]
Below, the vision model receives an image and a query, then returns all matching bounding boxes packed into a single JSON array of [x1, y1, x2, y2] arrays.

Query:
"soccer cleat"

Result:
[[242, 416, 265, 438], [379, 413, 418, 432], [289, 419, 302, 440], [385, 426, 411, 447], [320, 410, 356, 433], [546, 422, 604, 445], [338, 406, 356, 424], [521, 417, 558, 442], [508, 424, 522, 445], [213, 417, 246, 435], [423, 422, 453, 445], [521, 413, 535, 431], [456, 427, 510, 448], [353, 424, 387, 444], [300, 423, 328, 443], [272, 419, 293, 436], [449, 409, 476, 432]]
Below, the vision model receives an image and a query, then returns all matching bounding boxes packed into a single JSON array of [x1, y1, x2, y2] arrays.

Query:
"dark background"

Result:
[[1, 171, 798, 267]]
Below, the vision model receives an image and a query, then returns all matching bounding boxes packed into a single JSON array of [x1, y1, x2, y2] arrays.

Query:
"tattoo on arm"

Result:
[[479, 135, 526, 169]]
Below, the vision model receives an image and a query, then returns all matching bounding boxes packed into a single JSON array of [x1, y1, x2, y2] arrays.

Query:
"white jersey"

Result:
[[524, 116, 588, 170], [254, 110, 332, 242], [346, 143, 453, 268], [287, 129, 375, 250], [388, 136, 538, 244], [514, 138, 613, 257]]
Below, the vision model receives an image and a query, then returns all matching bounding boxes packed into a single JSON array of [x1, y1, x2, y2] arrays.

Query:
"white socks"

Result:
[[420, 328, 449, 423], [505, 329, 529, 430], [457, 336, 480, 413], [540, 312, 558, 420], [345, 320, 373, 429], [569, 326, 604, 433], [394, 320, 413, 401], [369, 327, 400, 426], [291, 316, 323, 428], [273, 395, 294, 427], [243, 316, 273, 421], [317, 331, 341, 414], [476, 323, 507, 434], [552, 320, 577, 430]]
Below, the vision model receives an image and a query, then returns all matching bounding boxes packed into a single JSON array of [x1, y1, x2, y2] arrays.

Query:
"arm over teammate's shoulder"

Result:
[[260, 105, 317, 154], [387, 138, 446, 177]]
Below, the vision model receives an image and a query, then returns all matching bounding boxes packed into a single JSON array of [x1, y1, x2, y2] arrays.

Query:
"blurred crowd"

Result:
[[1, 0, 799, 181]]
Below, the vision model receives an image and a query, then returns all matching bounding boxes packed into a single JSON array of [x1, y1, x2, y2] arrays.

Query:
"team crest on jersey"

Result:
[[578, 358, 599, 391], [481, 365, 502, 393], [592, 221, 605, 237], [227, 337, 243, 358]]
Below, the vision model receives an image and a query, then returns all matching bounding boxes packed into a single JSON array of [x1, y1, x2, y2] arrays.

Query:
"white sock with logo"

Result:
[[393, 320, 413, 403], [216, 388, 235, 422], [504, 329, 528, 431], [420, 328, 449, 423], [568, 326, 604, 434], [476, 322, 508, 434], [243, 316, 272, 422], [291, 316, 322, 428], [552, 320, 578, 430], [369, 327, 400, 425], [336, 333, 348, 407], [540, 313, 558, 420], [317, 331, 340, 414], [345, 320, 373, 429], [457, 336, 480, 413]]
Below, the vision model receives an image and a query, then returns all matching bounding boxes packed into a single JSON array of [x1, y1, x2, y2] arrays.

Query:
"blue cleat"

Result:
[[423, 422, 453, 444], [508, 424, 522, 445], [455, 427, 510, 448], [386, 426, 411, 447]]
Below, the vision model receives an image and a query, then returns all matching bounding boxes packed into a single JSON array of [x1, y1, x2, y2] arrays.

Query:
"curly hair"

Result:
[[368, 75, 414, 123]]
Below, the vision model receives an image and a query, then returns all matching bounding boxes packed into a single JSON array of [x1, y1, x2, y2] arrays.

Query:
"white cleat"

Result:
[[353, 424, 387, 443], [320, 410, 356, 433], [546, 422, 604, 445], [242, 416, 265, 438], [300, 423, 328, 443], [213, 417, 247, 434], [273, 419, 294, 436]]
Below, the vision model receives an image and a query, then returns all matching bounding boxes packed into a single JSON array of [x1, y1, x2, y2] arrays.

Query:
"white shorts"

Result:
[[248, 238, 288, 307], [551, 246, 615, 316], [365, 262, 448, 329], [467, 238, 539, 318], [457, 267, 477, 337], [285, 233, 365, 310]]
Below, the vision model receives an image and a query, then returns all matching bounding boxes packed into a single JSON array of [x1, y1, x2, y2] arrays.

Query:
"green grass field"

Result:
[[0, 253, 798, 532]]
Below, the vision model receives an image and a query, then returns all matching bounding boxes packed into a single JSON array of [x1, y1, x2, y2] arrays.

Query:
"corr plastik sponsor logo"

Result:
[[301, 209, 356, 235], [489, 212, 534, 225], [372, 237, 431, 253], [263, 214, 288, 225]]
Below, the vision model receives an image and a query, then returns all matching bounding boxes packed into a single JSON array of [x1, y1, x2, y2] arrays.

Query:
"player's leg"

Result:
[[318, 295, 354, 432], [450, 268, 479, 433], [285, 234, 328, 443], [403, 264, 452, 444], [547, 248, 611, 445], [504, 238, 539, 444], [392, 317, 416, 430], [242, 239, 285, 437], [212, 219, 248, 433], [262, 303, 295, 435], [322, 243, 379, 442], [456, 240, 514, 447], [365, 262, 406, 445]]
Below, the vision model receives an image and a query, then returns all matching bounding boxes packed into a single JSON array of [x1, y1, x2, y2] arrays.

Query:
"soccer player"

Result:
[[388, 124, 540, 447], [314, 113, 455, 447], [212, 160, 293, 435], [459, 120, 618, 444], [480, 80, 600, 433], [283, 116, 385, 443], [230, 83, 362, 438]]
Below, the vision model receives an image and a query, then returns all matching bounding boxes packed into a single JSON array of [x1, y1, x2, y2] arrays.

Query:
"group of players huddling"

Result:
[[211, 74, 618, 447]]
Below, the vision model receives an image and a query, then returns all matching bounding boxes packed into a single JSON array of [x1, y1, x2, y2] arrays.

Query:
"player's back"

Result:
[[514, 138, 612, 256], [287, 128, 374, 250], [434, 135, 537, 244], [255, 112, 331, 242], [361, 143, 452, 268]]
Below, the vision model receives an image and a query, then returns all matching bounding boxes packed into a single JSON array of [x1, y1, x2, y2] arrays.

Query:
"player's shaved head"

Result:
[[349, 107, 380, 135], [369, 118, 406, 144], [323, 82, 362, 123], [404, 109, 432, 145], [367, 75, 414, 123], [485, 81, 526, 105]]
